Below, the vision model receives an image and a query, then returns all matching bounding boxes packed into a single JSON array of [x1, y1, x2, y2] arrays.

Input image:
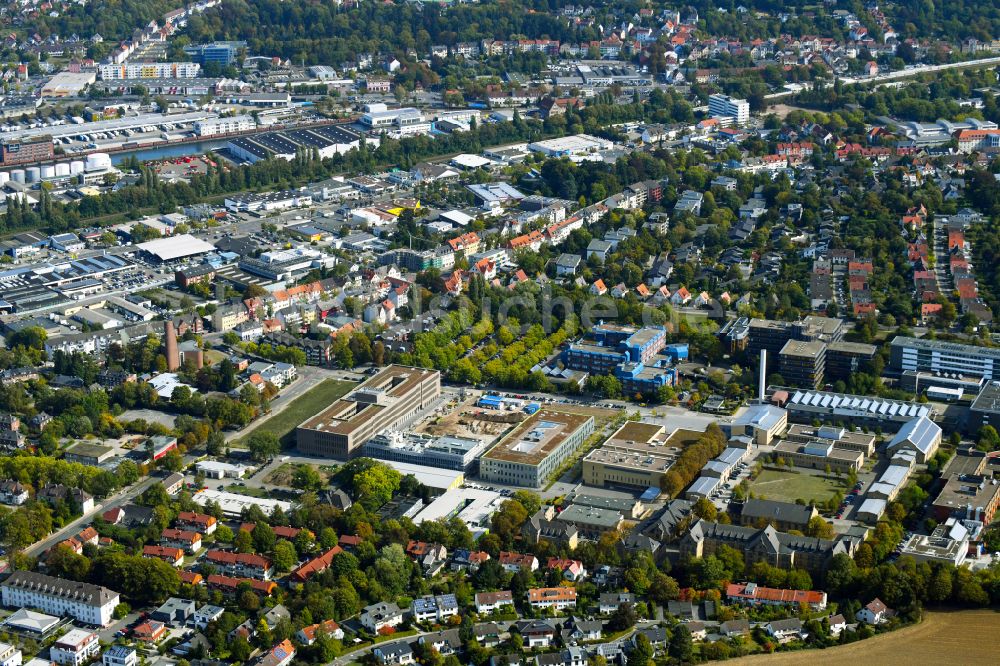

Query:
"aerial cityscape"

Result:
[[0, 0, 998, 665]]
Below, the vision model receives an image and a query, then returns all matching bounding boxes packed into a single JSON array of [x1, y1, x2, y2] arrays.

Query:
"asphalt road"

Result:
[[24, 476, 159, 558]]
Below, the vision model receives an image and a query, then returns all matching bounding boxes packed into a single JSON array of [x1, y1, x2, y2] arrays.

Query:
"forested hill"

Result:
[[183, 0, 601, 65], [27, 0, 186, 43]]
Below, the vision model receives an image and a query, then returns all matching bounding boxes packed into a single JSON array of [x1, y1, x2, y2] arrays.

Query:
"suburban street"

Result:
[[24, 476, 158, 558]]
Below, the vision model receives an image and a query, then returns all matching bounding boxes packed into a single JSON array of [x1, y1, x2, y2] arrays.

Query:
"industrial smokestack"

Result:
[[759, 349, 767, 402], [165, 320, 179, 372]]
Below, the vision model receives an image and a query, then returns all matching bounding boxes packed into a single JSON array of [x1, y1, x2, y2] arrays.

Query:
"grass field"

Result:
[[733, 610, 1000, 665], [748, 469, 844, 504], [237, 378, 354, 448]]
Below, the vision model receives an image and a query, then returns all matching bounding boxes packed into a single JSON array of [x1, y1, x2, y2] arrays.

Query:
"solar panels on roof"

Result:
[[820, 395, 832, 408]]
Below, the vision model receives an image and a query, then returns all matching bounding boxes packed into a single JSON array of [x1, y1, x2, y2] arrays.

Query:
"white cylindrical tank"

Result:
[[10, 169, 24, 183], [40, 165, 55, 179], [70, 160, 85, 175], [0, 172, 9, 186], [55, 163, 70, 177], [26, 166, 40, 182], [85, 153, 112, 172]]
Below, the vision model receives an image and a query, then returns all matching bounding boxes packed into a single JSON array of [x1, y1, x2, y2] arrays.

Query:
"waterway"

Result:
[[109, 139, 230, 164]]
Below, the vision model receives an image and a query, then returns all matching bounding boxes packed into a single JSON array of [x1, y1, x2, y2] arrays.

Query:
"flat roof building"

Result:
[[297, 365, 441, 459], [784, 424, 876, 456], [479, 408, 595, 488], [891, 336, 1000, 381], [137, 234, 215, 263], [779, 339, 826, 389], [969, 382, 1000, 431], [362, 431, 488, 471], [931, 473, 1000, 525], [582, 421, 680, 490], [772, 440, 864, 473]]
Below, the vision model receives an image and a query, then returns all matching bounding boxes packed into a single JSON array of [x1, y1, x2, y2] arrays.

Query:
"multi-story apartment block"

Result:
[[98, 62, 201, 79], [175, 511, 217, 534], [2, 572, 120, 626], [206, 550, 273, 580], [50, 629, 99, 666]]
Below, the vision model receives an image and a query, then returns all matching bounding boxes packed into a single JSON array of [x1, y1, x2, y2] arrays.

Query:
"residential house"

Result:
[[360, 602, 404, 633], [856, 598, 890, 625], [475, 591, 515, 614]]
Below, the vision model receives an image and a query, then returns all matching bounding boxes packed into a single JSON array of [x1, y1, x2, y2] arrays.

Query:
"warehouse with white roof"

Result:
[[137, 234, 215, 263]]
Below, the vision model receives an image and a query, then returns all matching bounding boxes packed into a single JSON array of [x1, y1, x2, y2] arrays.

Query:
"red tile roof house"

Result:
[[142, 545, 185, 567], [498, 551, 538, 572], [296, 619, 344, 644], [290, 546, 343, 583], [207, 574, 276, 596], [255, 639, 295, 666], [160, 527, 202, 553], [175, 511, 217, 534], [134, 620, 168, 642], [206, 550, 274, 580], [546, 558, 587, 581], [725, 582, 827, 611]]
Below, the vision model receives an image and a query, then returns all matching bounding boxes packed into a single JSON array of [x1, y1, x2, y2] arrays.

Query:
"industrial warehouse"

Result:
[[227, 125, 370, 163]]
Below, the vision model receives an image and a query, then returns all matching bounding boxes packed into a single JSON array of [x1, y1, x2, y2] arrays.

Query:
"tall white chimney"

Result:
[[759, 349, 767, 402]]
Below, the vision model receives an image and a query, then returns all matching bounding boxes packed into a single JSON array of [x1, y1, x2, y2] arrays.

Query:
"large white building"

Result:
[[194, 115, 256, 137], [708, 94, 750, 125], [1, 572, 120, 626], [359, 103, 430, 136], [98, 62, 201, 79], [50, 629, 100, 666]]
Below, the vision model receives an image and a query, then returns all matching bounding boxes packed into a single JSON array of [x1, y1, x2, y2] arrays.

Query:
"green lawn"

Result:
[[237, 378, 354, 448], [748, 469, 844, 504]]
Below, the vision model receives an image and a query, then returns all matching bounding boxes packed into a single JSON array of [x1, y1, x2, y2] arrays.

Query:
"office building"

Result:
[[1, 572, 119, 626], [779, 339, 826, 389], [297, 365, 441, 459], [899, 519, 971, 567], [194, 115, 256, 137], [731, 405, 787, 446], [772, 440, 864, 473], [362, 431, 488, 472], [719, 316, 845, 359], [562, 325, 678, 393], [825, 341, 878, 379], [183, 41, 246, 65], [890, 336, 1000, 380], [1, 137, 54, 166], [784, 424, 875, 456], [359, 103, 430, 135], [931, 473, 1000, 525], [479, 408, 595, 488], [969, 382, 1000, 430], [582, 421, 679, 489], [708, 94, 750, 125]]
